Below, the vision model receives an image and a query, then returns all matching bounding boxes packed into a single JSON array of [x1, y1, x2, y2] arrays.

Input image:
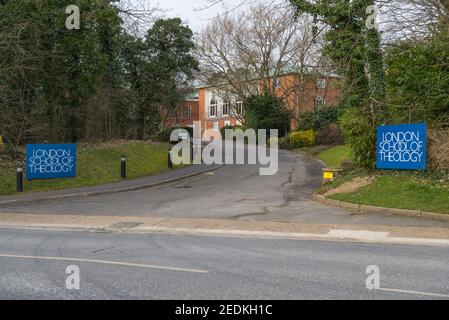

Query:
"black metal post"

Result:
[[121, 155, 126, 179], [16, 167, 23, 192], [168, 148, 173, 169]]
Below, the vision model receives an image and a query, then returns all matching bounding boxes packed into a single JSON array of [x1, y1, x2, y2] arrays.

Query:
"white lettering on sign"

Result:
[[378, 130, 424, 163], [28, 149, 74, 174]]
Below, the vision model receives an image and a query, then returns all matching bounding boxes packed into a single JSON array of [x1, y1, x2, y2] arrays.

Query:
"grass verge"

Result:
[[316, 145, 351, 168], [0, 141, 180, 196], [328, 173, 449, 214]]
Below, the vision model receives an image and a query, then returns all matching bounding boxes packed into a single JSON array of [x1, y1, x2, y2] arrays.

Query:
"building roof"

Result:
[[196, 65, 341, 89]]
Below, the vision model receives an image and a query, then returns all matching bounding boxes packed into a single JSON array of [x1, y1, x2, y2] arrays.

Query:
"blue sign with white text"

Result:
[[26, 144, 77, 180], [376, 123, 426, 170]]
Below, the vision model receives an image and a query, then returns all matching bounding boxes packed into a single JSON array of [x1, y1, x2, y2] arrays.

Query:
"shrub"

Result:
[[297, 108, 339, 131], [244, 92, 292, 138], [315, 123, 344, 145], [340, 108, 376, 169], [290, 129, 316, 148], [279, 136, 294, 150]]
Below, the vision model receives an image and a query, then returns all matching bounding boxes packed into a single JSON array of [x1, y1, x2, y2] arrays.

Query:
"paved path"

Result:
[[0, 228, 448, 299], [1, 149, 448, 228]]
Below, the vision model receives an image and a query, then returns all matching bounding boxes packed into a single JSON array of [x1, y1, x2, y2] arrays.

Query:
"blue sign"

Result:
[[26, 144, 77, 180], [376, 123, 426, 170]]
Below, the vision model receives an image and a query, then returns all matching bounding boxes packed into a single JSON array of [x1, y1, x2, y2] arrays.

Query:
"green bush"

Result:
[[279, 136, 294, 150], [315, 123, 344, 145], [339, 108, 376, 169], [290, 129, 316, 148], [297, 108, 339, 131], [244, 92, 292, 138]]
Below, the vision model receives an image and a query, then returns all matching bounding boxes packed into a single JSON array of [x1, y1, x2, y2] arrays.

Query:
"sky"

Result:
[[153, 0, 256, 32]]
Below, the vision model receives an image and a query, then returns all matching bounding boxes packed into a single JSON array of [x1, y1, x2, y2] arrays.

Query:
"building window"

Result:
[[222, 102, 230, 116], [235, 101, 244, 115], [274, 78, 281, 88], [209, 94, 217, 117], [185, 105, 192, 119], [210, 105, 217, 117], [213, 121, 219, 131], [316, 78, 327, 89], [315, 96, 325, 109]]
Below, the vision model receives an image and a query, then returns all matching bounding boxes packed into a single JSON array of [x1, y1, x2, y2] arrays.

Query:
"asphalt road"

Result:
[[1, 149, 448, 228], [0, 227, 448, 300]]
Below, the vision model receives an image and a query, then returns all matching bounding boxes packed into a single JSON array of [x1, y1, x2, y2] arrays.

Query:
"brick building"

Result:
[[165, 70, 341, 132]]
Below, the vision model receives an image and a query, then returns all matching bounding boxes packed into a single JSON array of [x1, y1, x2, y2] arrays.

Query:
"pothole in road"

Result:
[[110, 221, 143, 229]]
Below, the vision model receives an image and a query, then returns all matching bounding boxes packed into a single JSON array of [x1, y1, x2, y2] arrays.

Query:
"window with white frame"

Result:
[[316, 78, 327, 89], [235, 101, 244, 115], [185, 105, 192, 119], [222, 102, 230, 116], [209, 94, 217, 117], [315, 96, 325, 109], [213, 121, 219, 130]]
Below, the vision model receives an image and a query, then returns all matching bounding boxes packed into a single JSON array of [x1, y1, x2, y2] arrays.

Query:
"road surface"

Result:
[[0, 227, 448, 299]]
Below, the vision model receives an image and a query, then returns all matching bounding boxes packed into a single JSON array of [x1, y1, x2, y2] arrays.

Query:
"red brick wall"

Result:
[[197, 74, 341, 132], [163, 100, 199, 128]]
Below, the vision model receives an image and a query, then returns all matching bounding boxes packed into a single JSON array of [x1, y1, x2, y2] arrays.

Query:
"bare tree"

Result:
[[378, 0, 449, 42], [196, 2, 328, 122], [113, 0, 164, 36]]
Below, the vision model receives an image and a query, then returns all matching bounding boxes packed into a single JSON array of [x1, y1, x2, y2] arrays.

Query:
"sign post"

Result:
[[26, 144, 77, 180], [376, 123, 426, 170]]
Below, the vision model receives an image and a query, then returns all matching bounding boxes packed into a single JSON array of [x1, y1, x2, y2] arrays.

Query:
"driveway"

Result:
[[1, 149, 448, 228]]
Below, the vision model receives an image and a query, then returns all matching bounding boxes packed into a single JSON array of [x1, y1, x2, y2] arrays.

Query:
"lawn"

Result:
[[316, 145, 351, 168], [0, 141, 178, 196], [330, 174, 449, 214]]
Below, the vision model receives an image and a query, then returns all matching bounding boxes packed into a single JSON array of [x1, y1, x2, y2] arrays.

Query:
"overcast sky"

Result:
[[155, 0, 256, 31]]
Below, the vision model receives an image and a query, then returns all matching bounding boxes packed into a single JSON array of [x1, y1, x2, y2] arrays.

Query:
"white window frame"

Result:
[[235, 101, 244, 115], [213, 121, 219, 131], [185, 105, 192, 119], [315, 96, 325, 109], [316, 78, 327, 89]]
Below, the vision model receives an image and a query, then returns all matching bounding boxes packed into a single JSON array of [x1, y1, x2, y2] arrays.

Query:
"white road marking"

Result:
[[327, 229, 390, 239], [378, 287, 449, 298], [0, 254, 208, 274]]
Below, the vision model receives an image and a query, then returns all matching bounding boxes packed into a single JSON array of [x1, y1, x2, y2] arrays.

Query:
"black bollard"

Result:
[[16, 167, 23, 192], [168, 148, 173, 169], [121, 155, 126, 179]]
